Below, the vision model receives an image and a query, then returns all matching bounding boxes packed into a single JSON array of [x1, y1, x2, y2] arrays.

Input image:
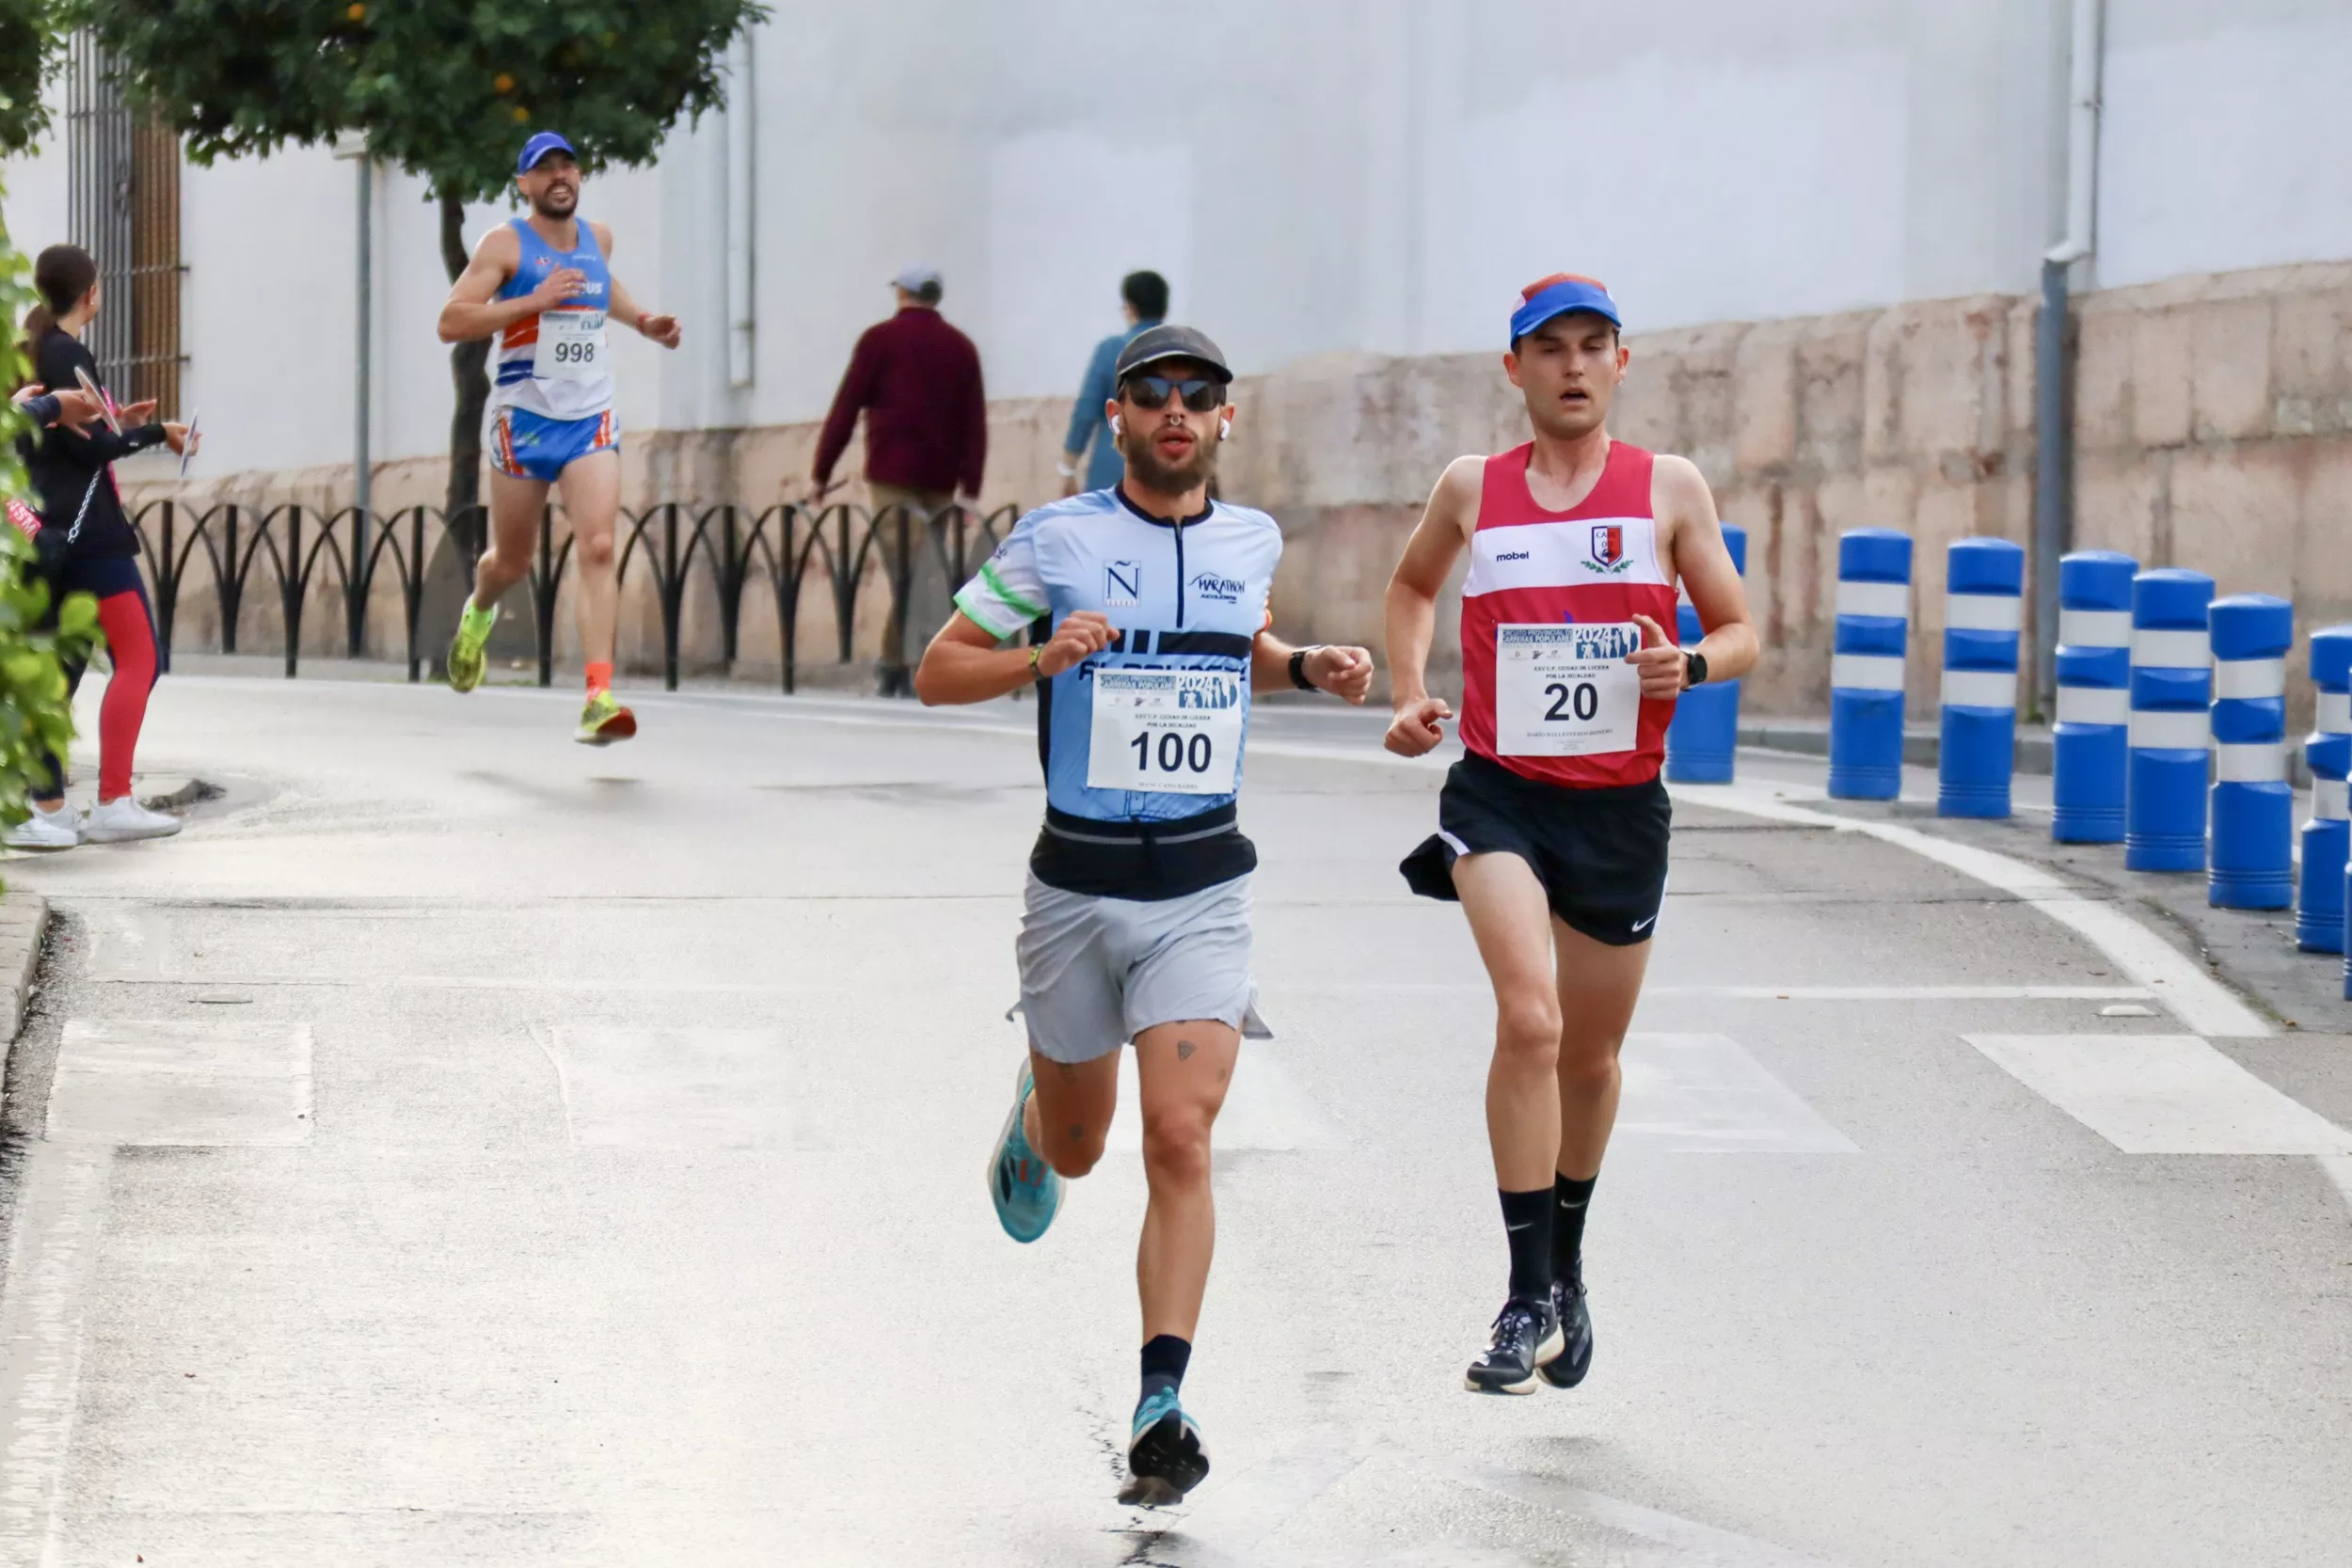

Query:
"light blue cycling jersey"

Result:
[[954, 485, 1281, 832]]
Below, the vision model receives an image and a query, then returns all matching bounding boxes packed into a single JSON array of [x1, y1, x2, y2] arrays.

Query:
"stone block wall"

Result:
[[120, 260, 2352, 723]]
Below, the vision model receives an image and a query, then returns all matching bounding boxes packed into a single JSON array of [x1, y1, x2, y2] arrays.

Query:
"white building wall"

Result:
[[0, 0, 2344, 483], [2095, 0, 2352, 290]]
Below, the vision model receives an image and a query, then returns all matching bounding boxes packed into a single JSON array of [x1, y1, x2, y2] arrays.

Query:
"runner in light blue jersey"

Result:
[[915, 325, 1375, 1507]]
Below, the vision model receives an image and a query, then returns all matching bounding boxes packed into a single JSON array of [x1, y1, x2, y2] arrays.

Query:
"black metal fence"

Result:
[[126, 498, 1024, 692]]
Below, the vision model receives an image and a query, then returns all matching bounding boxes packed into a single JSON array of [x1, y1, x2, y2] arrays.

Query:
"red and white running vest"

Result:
[[1459, 440, 1680, 788]]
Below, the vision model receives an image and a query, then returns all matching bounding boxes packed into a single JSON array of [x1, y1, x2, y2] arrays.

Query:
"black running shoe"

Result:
[[1464, 1296, 1564, 1395], [1537, 1259, 1594, 1388], [1119, 1386, 1209, 1506]]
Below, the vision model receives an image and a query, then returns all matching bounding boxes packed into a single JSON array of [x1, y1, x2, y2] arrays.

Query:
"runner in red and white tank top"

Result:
[[1379, 273, 1761, 1398], [1458, 438, 1681, 787]]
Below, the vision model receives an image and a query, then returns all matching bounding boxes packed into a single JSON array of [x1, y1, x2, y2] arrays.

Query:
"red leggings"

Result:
[[39, 580, 158, 802]]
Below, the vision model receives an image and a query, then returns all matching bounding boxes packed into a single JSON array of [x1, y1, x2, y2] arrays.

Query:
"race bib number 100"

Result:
[[1494, 623, 1643, 757], [1088, 669, 1244, 795], [534, 309, 608, 382]]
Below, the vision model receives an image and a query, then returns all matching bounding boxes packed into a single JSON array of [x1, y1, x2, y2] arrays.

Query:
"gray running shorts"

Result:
[[1014, 872, 1262, 1064]]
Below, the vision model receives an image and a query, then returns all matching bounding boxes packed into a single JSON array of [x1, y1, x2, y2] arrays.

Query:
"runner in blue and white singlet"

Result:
[[487, 212, 617, 469], [436, 132, 682, 744], [914, 325, 1375, 1509]]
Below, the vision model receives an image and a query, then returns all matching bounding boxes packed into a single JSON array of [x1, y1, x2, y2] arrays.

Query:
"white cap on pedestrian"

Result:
[[893, 263, 944, 300]]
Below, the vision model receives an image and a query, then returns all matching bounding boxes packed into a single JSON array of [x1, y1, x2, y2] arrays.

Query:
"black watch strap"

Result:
[[1289, 647, 1319, 691], [1683, 649, 1708, 688]]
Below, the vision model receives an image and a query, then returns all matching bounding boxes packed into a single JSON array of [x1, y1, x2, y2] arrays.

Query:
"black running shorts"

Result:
[[1400, 752, 1671, 946]]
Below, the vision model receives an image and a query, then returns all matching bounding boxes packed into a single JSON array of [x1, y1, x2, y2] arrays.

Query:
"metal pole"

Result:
[[2032, 257, 2069, 720], [355, 156, 373, 523], [2032, 0, 2104, 721]]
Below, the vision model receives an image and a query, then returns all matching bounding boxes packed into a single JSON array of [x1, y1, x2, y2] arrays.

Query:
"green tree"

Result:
[[0, 195, 104, 847], [0, 0, 65, 158], [82, 0, 765, 525]]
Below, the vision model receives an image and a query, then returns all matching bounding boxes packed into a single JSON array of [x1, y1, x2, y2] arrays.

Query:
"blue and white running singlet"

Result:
[[490, 216, 615, 422]]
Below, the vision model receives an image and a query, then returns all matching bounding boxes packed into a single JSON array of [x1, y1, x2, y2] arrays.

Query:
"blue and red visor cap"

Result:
[[1509, 274, 1622, 347]]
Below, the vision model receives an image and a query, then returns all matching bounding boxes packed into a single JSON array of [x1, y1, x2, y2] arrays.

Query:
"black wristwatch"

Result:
[[1288, 647, 1321, 691], [1682, 649, 1708, 689]]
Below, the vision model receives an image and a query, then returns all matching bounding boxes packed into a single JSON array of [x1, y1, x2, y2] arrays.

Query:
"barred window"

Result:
[[65, 34, 183, 418]]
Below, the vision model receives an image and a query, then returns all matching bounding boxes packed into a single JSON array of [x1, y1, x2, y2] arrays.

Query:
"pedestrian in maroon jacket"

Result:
[[806, 264, 989, 689]]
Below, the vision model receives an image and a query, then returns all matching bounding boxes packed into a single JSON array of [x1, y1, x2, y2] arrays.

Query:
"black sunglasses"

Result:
[[1120, 374, 1227, 413]]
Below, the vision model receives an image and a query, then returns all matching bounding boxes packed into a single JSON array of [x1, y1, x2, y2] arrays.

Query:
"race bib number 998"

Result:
[[534, 310, 608, 382], [1087, 668, 1244, 795], [1494, 623, 1643, 757]]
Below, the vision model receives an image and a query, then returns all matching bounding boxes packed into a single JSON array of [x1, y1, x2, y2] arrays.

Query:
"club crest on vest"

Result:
[[1584, 524, 1630, 574]]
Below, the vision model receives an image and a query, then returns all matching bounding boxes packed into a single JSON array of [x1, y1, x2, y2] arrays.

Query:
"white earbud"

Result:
[[1111, 415, 1124, 436], [1218, 417, 1232, 440]]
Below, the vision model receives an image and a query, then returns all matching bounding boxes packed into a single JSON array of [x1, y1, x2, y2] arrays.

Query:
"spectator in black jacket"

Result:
[[6, 245, 197, 851]]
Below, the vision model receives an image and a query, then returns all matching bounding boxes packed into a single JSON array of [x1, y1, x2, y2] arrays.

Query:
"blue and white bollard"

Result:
[[1937, 537, 2026, 817], [1666, 522, 1747, 784], [2206, 594, 2293, 909], [2125, 568, 2214, 874], [1829, 529, 1913, 800], [2051, 550, 2137, 843], [2297, 626, 2352, 951]]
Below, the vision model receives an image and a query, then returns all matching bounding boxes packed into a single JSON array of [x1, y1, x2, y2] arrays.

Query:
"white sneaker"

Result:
[[4, 804, 81, 850], [81, 796, 183, 844]]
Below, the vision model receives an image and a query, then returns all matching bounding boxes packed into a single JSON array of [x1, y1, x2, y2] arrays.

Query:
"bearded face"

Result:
[[1119, 415, 1219, 494]]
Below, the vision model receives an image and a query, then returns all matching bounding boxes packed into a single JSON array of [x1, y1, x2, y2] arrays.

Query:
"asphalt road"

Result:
[[1, 673, 2348, 1567]]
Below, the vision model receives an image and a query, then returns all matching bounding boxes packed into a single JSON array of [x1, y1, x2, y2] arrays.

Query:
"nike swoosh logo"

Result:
[[1506, 1223, 1534, 1232], [1630, 913, 1657, 932]]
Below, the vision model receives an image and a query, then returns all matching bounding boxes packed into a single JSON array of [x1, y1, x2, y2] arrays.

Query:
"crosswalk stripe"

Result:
[[1964, 1034, 2352, 1154], [2315, 1155, 2352, 1217], [540, 1025, 790, 1149], [48, 1019, 312, 1148], [1106, 1047, 1342, 1152], [1617, 1033, 1859, 1154]]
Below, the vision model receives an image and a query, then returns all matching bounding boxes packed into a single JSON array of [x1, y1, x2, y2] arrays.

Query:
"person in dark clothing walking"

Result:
[[807, 264, 989, 689], [7, 244, 195, 850], [808, 264, 988, 510]]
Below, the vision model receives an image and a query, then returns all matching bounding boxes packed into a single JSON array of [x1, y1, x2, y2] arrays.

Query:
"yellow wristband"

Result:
[[1027, 644, 1043, 679]]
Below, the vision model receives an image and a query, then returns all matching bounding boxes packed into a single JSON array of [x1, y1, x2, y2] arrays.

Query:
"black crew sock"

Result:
[[1500, 1186, 1553, 1303], [1552, 1173, 1597, 1282], [1140, 1335, 1192, 1402]]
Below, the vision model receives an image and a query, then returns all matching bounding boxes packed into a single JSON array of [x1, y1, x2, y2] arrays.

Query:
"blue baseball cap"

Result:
[[1509, 274, 1622, 346], [516, 132, 577, 176]]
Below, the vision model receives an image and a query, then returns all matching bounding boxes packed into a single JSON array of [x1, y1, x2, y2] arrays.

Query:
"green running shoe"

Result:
[[575, 689, 638, 746], [446, 601, 495, 692]]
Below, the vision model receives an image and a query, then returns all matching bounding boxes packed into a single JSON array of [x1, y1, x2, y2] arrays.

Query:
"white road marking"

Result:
[[2316, 1155, 2352, 1217], [1105, 1047, 1342, 1152], [47, 1020, 312, 1148], [1441, 1459, 1854, 1568], [1159, 1441, 1368, 1563], [1617, 1034, 1859, 1154], [0, 1145, 110, 1567], [1649, 985, 2153, 1002], [1672, 781, 2274, 1038], [538, 1026, 790, 1149], [1964, 1035, 2352, 1153]]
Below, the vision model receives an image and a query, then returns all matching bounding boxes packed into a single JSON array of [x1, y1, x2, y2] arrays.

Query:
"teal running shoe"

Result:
[[1120, 1386, 1209, 1507], [988, 1061, 1061, 1243]]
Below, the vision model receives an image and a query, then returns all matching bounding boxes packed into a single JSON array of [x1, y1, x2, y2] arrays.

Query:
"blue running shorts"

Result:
[[491, 406, 619, 483]]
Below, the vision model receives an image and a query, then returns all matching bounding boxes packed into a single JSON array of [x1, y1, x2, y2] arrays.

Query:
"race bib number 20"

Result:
[[534, 309, 607, 382], [1088, 669, 1244, 795], [1494, 623, 1643, 757]]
